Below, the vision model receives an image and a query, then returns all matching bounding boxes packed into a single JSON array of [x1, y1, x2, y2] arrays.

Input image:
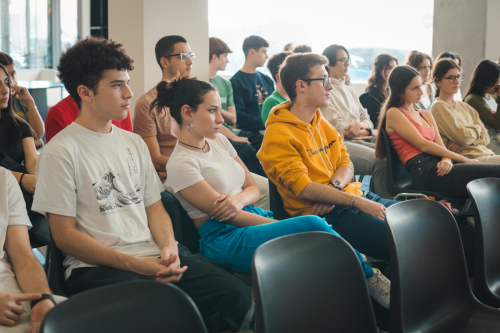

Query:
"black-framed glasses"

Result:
[[336, 58, 349, 65], [443, 74, 464, 83], [301, 77, 332, 87], [165, 52, 197, 62]]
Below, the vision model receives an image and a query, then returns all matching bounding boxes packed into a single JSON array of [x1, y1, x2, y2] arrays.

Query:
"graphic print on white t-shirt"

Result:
[[92, 166, 142, 214]]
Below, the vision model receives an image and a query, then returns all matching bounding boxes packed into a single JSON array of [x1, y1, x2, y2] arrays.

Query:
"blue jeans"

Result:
[[198, 206, 374, 278]]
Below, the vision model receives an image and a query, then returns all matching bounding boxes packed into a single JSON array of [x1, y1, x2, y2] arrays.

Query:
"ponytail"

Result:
[[149, 73, 217, 126]]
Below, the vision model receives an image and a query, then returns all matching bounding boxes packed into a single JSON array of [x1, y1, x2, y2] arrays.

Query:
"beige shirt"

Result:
[[319, 78, 373, 135], [133, 86, 179, 182], [431, 97, 494, 158]]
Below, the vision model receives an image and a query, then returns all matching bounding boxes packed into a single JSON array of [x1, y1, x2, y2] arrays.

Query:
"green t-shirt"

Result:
[[209, 75, 240, 135], [261, 90, 287, 125]]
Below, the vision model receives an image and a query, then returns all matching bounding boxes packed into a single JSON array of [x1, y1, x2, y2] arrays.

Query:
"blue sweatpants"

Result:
[[198, 206, 374, 278]]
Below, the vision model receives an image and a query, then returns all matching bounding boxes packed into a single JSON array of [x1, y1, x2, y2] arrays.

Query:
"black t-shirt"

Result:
[[0, 118, 33, 164]]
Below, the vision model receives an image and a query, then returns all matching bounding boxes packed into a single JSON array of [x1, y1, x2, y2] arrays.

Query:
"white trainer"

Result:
[[366, 268, 390, 309]]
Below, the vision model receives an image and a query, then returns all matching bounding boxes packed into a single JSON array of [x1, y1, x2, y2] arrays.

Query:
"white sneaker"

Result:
[[367, 268, 390, 309]]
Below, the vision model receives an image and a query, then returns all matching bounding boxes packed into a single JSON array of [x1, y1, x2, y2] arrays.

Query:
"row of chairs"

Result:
[[40, 189, 500, 333], [40, 170, 500, 332]]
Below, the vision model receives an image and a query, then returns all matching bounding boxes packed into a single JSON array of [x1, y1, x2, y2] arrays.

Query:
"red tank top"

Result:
[[388, 108, 435, 165]]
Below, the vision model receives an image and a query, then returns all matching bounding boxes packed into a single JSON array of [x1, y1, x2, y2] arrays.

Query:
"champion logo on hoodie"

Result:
[[307, 140, 336, 157]]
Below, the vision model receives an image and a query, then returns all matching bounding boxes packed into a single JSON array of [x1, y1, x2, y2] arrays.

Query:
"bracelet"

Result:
[[366, 127, 373, 136], [350, 194, 356, 209], [19, 173, 26, 188], [26, 105, 37, 113]]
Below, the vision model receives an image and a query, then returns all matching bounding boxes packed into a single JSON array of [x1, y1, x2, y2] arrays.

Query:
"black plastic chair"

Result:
[[40, 280, 207, 333], [45, 232, 69, 297], [385, 200, 500, 333], [252, 232, 378, 333], [269, 180, 291, 220], [172, 195, 201, 254], [381, 129, 465, 201], [467, 178, 500, 307]]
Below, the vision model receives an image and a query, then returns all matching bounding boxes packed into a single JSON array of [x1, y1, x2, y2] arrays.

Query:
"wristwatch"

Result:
[[366, 127, 373, 136], [31, 294, 56, 309], [332, 180, 343, 191]]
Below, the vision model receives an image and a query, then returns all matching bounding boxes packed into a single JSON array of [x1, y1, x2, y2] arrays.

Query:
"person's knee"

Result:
[[295, 215, 332, 233]]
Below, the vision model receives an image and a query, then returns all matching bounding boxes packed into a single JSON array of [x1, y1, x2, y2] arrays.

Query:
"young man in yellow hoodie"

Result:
[[257, 53, 398, 276]]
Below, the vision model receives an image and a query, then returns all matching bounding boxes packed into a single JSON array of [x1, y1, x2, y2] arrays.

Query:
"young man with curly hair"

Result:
[[32, 37, 251, 331]]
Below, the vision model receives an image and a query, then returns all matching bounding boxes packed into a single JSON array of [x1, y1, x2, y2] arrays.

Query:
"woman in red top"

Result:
[[374, 65, 500, 197]]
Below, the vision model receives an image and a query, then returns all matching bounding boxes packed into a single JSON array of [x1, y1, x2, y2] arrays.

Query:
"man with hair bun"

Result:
[[32, 36, 251, 332]]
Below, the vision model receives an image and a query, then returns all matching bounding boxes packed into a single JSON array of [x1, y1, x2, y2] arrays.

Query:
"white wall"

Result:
[[108, 0, 209, 118], [485, 0, 500, 62]]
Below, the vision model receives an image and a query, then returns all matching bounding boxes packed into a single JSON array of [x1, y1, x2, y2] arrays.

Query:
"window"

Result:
[[208, 0, 434, 82], [0, 0, 78, 69]]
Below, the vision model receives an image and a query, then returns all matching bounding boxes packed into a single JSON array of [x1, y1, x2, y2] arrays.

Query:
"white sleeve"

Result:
[[140, 141, 163, 207], [6, 171, 31, 228], [166, 155, 204, 194], [219, 134, 238, 159], [32, 153, 77, 217]]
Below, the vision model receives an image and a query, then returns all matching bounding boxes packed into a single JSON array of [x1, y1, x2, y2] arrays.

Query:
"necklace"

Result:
[[179, 140, 207, 153]]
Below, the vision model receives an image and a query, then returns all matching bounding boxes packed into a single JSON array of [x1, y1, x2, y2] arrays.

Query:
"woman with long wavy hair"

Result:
[[359, 54, 398, 127], [0, 64, 49, 246], [374, 65, 500, 197]]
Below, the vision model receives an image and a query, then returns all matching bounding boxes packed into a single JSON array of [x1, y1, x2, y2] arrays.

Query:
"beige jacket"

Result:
[[319, 78, 373, 135], [431, 97, 494, 158]]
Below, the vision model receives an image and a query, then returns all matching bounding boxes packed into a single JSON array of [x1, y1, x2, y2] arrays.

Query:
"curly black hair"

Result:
[[57, 36, 134, 108]]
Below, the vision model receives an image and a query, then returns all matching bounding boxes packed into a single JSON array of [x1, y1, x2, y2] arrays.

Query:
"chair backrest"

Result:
[[385, 200, 474, 333], [46, 233, 69, 297], [172, 196, 200, 254], [252, 232, 378, 333], [381, 129, 413, 196], [41, 280, 207, 333], [269, 180, 291, 220], [467, 178, 500, 307]]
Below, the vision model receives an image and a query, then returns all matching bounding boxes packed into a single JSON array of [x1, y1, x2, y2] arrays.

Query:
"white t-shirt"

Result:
[[32, 123, 164, 279], [167, 134, 245, 219], [0, 167, 32, 294]]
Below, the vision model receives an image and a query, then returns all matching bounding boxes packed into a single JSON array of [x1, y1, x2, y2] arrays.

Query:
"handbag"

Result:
[[0, 146, 34, 211]]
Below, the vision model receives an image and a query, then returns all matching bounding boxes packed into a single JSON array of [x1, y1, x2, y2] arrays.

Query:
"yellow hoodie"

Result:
[[257, 101, 351, 217]]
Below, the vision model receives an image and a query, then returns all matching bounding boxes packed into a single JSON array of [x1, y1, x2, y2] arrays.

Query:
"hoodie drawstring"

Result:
[[308, 126, 334, 178], [317, 124, 336, 172]]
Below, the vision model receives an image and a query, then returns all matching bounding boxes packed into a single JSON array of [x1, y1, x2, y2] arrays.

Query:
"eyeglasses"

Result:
[[336, 58, 349, 65], [165, 52, 197, 62], [301, 77, 332, 87], [443, 74, 464, 83]]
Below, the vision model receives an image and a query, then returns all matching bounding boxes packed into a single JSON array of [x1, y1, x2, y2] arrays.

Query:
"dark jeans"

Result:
[[238, 129, 263, 151], [323, 191, 397, 277], [66, 245, 251, 332], [229, 140, 266, 178], [406, 153, 500, 197]]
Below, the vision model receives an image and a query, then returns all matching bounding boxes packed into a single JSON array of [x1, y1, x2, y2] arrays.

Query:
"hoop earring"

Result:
[[188, 122, 193, 132]]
